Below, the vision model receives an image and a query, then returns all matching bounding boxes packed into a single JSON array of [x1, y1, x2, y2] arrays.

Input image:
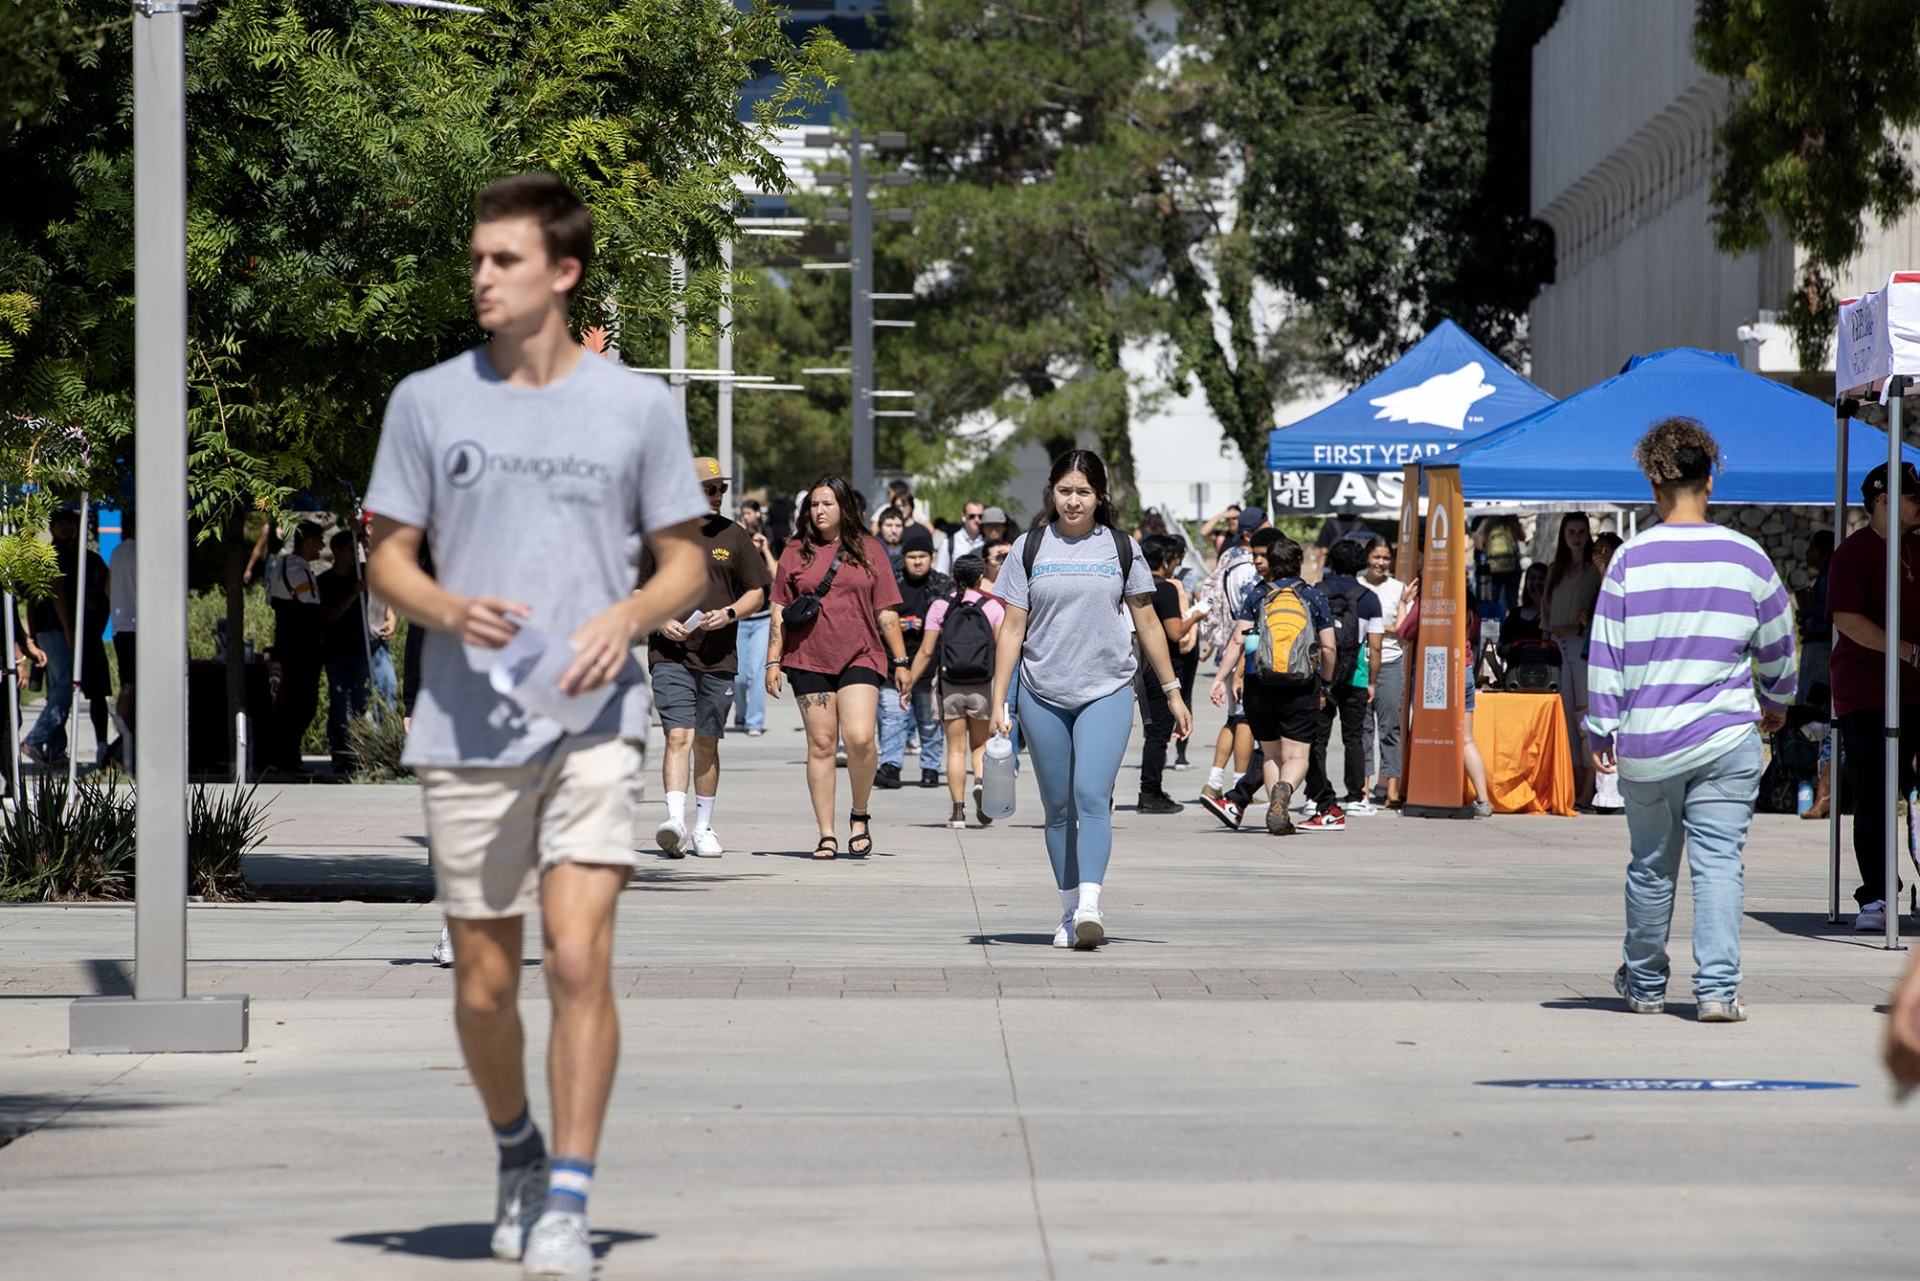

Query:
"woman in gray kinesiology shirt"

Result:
[[988, 450, 1192, 952]]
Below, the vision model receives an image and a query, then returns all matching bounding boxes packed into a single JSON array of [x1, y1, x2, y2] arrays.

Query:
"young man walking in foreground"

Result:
[[367, 173, 707, 1279], [640, 455, 770, 856], [1585, 417, 1794, 1023]]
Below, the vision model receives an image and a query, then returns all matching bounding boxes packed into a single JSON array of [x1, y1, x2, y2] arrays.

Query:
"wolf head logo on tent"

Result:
[[1368, 362, 1498, 431]]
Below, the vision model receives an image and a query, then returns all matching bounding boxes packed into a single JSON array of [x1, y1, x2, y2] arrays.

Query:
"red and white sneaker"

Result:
[[1297, 804, 1347, 832], [1199, 793, 1244, 830]]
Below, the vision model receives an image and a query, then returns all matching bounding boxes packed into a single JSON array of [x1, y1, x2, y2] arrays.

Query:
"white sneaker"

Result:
[[491, 1157, 548, 1261], [1071, 906, 1104, 950], [1344, 797, 1377, 816], [690, 826, 723, 858], [1052, 916, 1072, 948], [1855, 900, 1888, 932], [521, 1208, 593, 1279], [432, 926, 454, 968], [655, 815, 688, 858]]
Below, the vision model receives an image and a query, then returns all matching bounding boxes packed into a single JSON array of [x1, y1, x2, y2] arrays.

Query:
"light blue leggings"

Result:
[[1016, 682, 1136, 889]]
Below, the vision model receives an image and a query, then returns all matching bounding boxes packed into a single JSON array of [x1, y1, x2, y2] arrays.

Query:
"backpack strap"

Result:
[[1021, 527, 1043, 581]]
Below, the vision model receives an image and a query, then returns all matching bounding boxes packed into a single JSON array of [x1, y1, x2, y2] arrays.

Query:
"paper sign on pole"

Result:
[[1394, 463, 1420, 582], [1837, 272, 1920, 401], [1403, 465, 1471, 816]]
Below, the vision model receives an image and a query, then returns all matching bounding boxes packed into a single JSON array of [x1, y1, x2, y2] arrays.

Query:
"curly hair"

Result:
[[1635, 416, 1719, 488]]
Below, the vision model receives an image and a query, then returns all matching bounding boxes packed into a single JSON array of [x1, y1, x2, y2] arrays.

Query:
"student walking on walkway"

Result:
[[988, 450, 1191, 949], [1586, 417, 1794, 1023], [366, 173, 709, 1281], [900, 552, 1005, 829], [767, 475, 909, 860], [640, 456, 771, 858], [1544, 511, 1603, 809]]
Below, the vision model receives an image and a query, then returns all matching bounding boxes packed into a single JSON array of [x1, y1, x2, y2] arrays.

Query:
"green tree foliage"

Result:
[[848, 0, 1162, 518], [1202, 0, 1559, 384], [1, 0, 838, 729], [1694, 0, 1920, 367]]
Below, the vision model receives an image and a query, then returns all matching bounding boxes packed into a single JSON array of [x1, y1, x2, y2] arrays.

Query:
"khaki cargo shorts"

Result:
[[417, 735, 646, 919]]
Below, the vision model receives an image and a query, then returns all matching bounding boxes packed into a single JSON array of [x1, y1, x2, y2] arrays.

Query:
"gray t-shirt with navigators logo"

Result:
[[365, 348, 709, 767]]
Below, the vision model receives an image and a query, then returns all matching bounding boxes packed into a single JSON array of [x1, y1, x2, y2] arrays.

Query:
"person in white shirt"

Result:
[[935, 500, 987, 574], [1359, 537, 1410, 807]]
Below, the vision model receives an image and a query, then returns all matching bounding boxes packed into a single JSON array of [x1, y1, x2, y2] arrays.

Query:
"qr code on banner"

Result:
[[1422, 647, 1449, 710]]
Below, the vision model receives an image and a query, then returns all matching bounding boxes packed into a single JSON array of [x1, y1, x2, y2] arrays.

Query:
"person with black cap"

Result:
[[877, 523, 952, 788], [1828, 459, 1920, 932]]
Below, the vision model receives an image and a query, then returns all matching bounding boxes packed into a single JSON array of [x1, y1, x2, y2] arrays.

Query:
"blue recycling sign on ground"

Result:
[[1479, 1078, 1857, 1092]]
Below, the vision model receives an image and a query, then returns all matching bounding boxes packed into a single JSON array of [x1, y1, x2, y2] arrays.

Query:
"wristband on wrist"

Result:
[[1161, 680, 1180, 692], [766, 660, 781, 668]]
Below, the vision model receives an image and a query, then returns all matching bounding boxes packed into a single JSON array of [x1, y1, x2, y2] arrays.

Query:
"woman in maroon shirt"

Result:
[[767, 476, 910, 858]]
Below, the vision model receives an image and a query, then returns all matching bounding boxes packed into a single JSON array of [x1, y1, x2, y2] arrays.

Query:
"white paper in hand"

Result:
[[488, 625, 619, 735]]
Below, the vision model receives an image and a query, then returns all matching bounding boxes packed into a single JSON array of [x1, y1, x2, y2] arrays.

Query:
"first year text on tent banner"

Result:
[[1405, 465, 1469, 810]]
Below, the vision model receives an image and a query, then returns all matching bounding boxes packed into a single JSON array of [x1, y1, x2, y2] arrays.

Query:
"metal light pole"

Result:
[[669, 255, 688, 420], [1830, 399, 1851, 925], [717, 240, 735, 518], [848, 127, 874, 510], [70, 0, 248, 1053], [1885, 377, 1909, 952]]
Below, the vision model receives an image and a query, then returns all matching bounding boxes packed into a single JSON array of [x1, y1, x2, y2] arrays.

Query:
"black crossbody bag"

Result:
[[780, 551, 842, 626]]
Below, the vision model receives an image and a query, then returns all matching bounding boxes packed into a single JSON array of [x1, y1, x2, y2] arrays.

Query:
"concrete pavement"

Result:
[[2, 691, 1915, 1278]]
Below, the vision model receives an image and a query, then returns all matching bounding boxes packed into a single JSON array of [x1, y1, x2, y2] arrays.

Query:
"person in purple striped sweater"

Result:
[[1585, 417, 1796, 1024]]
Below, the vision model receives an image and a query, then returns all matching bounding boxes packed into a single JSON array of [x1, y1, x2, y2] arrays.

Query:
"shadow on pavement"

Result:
[[1746, 911, 1899, 948], [1540, 998, 1700, 1021], [337, 1224, 652, 1261], [0, 1091, 179, 1150], [969, 933, 1056, 947]]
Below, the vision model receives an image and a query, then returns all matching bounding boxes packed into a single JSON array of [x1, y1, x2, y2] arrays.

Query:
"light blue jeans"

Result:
[[1618, 729, 1763, 1003], [369, 641, 398, 706], [23, 630, 72, 754], [1016, 682, 1135, 889], [732, 614, 769, 731], [879, 681, 942, 771]]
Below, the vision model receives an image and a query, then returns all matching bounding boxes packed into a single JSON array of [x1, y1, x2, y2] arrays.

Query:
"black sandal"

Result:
[[847, 809, 873, 857], [812, 835, 838, 860]]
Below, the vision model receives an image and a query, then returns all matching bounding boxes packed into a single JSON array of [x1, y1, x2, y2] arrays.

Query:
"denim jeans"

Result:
[[23, 630, 73, 756], [369, 641, 398, 706], [326, 652, 371, 754], [732, 614, 769, 731], [880, 680, 942, 771], [1618, 730, 1763, 1003]]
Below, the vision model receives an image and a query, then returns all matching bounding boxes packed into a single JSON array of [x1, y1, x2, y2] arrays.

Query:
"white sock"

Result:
[[666, 791, 687, 825], [1208, 766, 1227, 790], [1059, 887, 1079, 917], [1077, 882, 1101, 914], [693, 794, 715, 832]]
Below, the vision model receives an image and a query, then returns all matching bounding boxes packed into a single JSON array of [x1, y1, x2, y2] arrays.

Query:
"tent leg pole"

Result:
[[1832, 400, 1850, 924], [1886, 382, 1908, 951]]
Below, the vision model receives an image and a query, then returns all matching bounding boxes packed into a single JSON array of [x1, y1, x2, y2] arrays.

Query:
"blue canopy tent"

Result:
[[1265, 319, 1555, 512], [1441, 347, 1920, 504]]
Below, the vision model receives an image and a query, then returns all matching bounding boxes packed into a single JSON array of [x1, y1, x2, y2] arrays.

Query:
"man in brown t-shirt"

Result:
[[636, 457, 772, 857], [1829, 460, 1920, 929]]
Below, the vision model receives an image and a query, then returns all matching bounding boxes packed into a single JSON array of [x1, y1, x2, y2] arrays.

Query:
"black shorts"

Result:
[[786, 666, 884, 697], [1243, 679, 1320, 745], [113, 632, 135, 685]]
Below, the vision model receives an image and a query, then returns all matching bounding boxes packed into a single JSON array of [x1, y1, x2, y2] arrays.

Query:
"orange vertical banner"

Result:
[[1394, 463, 1420, 581], [1403, 465, 1471, 817]]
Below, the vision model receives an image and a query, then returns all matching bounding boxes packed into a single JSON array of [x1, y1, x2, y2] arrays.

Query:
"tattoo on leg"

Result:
[[797, 692, 833, 710]]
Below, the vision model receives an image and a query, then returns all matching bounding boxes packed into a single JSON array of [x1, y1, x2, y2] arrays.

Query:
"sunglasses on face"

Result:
[[704, 483, 728, 497]]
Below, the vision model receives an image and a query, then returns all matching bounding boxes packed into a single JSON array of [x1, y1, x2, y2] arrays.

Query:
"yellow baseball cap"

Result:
[[694, 456, 728, 482]]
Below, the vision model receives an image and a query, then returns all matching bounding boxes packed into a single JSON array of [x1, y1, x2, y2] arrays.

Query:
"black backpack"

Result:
[[1324, 581, 1369, 686], [938, 592, 996, 684]]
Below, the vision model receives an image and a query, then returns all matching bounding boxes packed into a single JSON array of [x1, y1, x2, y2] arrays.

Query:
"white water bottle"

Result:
[[982, 732, 1017, 820]]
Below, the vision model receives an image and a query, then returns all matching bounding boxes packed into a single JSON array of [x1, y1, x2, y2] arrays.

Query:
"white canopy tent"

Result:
[[1834, 274, 1920, 949]]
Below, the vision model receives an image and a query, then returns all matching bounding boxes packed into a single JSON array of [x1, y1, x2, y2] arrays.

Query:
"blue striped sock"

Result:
[[546, 1156, 593, 1216], [492, 1107, 545, 1170]]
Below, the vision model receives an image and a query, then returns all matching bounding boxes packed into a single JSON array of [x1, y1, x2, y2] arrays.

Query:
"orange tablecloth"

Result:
[[1472, 691, 1575, 816]]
